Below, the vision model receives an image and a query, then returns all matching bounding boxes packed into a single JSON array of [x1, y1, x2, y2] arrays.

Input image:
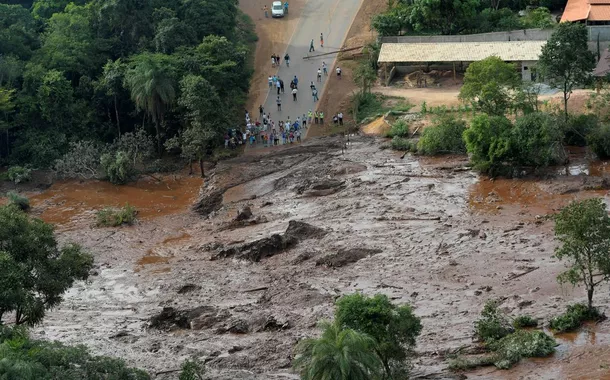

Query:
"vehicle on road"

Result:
[[272, 1, 285, 17]]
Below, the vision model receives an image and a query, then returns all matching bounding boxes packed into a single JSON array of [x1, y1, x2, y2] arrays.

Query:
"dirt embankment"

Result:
[[24, 132, 610, 379]]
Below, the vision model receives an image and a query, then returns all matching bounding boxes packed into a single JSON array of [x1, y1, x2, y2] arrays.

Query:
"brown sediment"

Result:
[[162, 233, 192, 245]]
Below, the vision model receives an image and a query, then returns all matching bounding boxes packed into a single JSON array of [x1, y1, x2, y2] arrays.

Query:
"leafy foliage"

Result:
[[417, 116, 466, 155], [513, 315, 538, 329], [390, 137, 417, 151], [459, 57, 520, 116], [489, 330, 556, 369], [474, 299, 513, 344], [386, 120, 410, 138], [5, 165, 31, 183], [563, 114, 599, 147], [554, 198, 610, 308], [54, 141, 102, 179], [178, 359, 206, 380], [0, 205, 93, 325], [293, 320, 383, 380], [6, 191, 30, 211], [95, 203, 137, 227], [463, 114, 513, 176], [100, 151, 135, 185], [511, 112, 563, 168], [335, 293, 422, 378], [549, 303, 603, 332], [587, 123, 610, 159]]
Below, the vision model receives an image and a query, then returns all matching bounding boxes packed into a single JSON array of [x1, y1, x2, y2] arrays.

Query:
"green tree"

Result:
[[539, 22, 595, 120], [335, 293, 422, 379], [98, 59, 126, 135], [511, 112, 563, 167], [354, 60, 377, 94], [372, 4, 412, 36], [554, 198, 610, 309], [0, 87, 15, 157], [521, 7, 554, 28], [293, 321, 382, 380], [463, 114, 513, 175], [409, 0, 479, 34], [124, 52, 176, 155], [417, 115, 466, 155], [0, 205, 93, 326], [179, 0, 238, 41], [459, 56, 520, 116], [0, 4, 39, 60]]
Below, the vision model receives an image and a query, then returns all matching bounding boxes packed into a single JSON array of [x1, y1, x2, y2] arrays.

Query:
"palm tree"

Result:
[[293, 321, 382, 380], [124, 53, 175, 156]]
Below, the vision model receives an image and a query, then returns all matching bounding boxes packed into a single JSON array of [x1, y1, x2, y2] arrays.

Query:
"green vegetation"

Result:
[[293, 321, 382, 380], [474, 300, 513, 343], [179, 358, 207, 380], [489, 330, 556, 369], [391, 136, 417, 151], [513, 315, 538, 329], [0, 204, 93, 325], [463, 114, 514, 176], [352, 93, 412, 123], [0, 0, 253, 172], [549, 303, 603, 332], [448, 355, 496, 370], [563, 114, 599, 147], [6, 191, 30, 211], [417, 116, 466, 155], [539, 23, 595, 120], [0, 326, 150, 380], [554, 198, 610, 309], [588, 123, 610, 159], [96, 203, 137, 227], [386, 120, 410, 138], [1, 165, 31, 183], [335, 293, 422, 378]]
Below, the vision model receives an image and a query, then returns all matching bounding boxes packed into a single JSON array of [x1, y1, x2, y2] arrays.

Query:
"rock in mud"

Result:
[[303, 179, 346, 197], [177, 284, 201, 294], [235, 206, 253, 221], [212, 221, 326, 262], [192, 189, 223, 217], [148, 306, 229, 331], [316, 248, 382, 268]]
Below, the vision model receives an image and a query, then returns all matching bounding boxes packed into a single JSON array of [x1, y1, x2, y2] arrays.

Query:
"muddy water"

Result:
[[26, 175, 203, 228]]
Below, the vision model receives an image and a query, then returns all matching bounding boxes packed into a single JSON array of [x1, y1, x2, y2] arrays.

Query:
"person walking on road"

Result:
[[320, 33, 324, 48], [276, 54, 280, 66], [312, 87, 319, 102], [292, 75, 299, 89], [292, 87, 298, 101], [309, 39, 315, 52], [279, 78, 285, 94], [323, 62, 328, 76], [263, 5, 268, 17], [259, 105, 264, 117], [268, 76, 273, 89], [310, 81, 316, 91], [284, 53, 290, 67], [276, 79, 281, 95], [317, 68, 322, 82], [276, 96, 282, 111]]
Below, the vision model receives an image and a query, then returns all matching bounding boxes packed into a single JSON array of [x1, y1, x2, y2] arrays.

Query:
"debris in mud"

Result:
[[192, 189, 223, 217], [148, 306, 229, 331], [219, 205, 268, 231], [177, 284, 201, 294], [316, 248, 382, 268], [211, 221, 327, 262], [303, 179, 346, 197], [235, 206, 253, 221]]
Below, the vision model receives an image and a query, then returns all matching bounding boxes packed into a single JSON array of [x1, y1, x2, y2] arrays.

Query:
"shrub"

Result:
[[490, 330, 556, 369], [96, 203, 137, 227], [474, 300, 513, 343], [417, 116, 467, 155], [101, 151, 135, 185], [513, 315, 538, 329], [386, 120, 410, 138], [54, 141, 102, 179], [179, 359, 206, 380], [352, 93, 383, 123], [463, 114, 514, 176], [549, 303, 603, 332], [511, 112, 563, 168], [588, 123, 610, 159], [563, 114, 598, 146], [6, 166, 31, 184], [390, 137, 416, 151], [448, 355, 495, 370], [6, 192, 30, 211]]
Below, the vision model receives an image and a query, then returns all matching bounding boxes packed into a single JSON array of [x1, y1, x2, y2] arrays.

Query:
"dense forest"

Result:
[[372, 0, 566, 36], [0, 0, 255, 174]]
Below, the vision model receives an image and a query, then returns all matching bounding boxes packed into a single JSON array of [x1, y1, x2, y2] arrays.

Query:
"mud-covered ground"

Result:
[[26, 136, 610, 379]]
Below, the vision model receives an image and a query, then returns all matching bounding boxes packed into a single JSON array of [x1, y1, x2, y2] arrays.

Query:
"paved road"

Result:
[[256, 0, 363, 135]]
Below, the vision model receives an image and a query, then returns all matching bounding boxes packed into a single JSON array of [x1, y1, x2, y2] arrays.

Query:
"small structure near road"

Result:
[[378, 40, 546, 86]]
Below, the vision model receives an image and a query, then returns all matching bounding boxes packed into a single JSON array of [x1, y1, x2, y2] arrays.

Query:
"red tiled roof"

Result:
[[589, 0, 610, 5], [561, 0, 590, 22], [589, 5, 610, 19]]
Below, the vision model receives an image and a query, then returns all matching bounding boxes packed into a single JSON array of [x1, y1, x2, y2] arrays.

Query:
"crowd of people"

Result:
[[224, 32, 345, 150]]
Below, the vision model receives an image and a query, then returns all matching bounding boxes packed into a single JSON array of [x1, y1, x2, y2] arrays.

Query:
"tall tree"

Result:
[[0, 205, 93, 326], [409, 0, 479, 35], [335, 293, 422, 379], [459, 56, 520, 116], [539, 22, 595, 120], [0, 87, 15, 157], [293, 321, 382, 380], [554, 198, 610, 309], [98, 58, 126, 135], [124, 52, 176, 155]]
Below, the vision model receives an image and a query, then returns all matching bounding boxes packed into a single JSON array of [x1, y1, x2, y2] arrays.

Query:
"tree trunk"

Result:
[[114, 95, 121, 136], [199, 159, 204, 178], [189, 160, 193, 175], [588, 287, 594, 309], [154, 117, 162, 157], [563, 91, 569, 121]]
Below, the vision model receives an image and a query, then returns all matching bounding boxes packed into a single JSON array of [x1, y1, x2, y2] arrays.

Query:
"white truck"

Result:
[[272, 1, 285, 17]]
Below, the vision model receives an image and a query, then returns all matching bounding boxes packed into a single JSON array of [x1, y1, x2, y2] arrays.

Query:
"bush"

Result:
[[463, 114, 514, 176], [474, 300, 513, 343], [101, 151, 135, 184], [55, 141, 102, 179], [353, 93, 384, 123], [448, 355, 495, 370], [513, 315, 538, 329], [5, 166, 32, 184], [179, 359, 206, 380], [563, 114, 598, 146], [489, 330, 556, 369], [7, 192, 30, 211], [511, 112, 563, 168], [391, 137, 417, 151], [588, 123, 610, 159], [417, 116, 467, 155], [386, 120, 410, 138], [96, 203, 137, 227], [549, 303, 603, 332]]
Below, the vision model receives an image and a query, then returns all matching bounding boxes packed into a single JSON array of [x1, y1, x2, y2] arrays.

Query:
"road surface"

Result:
[[257, 0, 364, 137]]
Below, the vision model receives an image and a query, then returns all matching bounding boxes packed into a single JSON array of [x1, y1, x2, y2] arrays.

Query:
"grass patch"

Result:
[[386, 120, 410, 138], [7, 192, 30, 211], [352, 93, 412, 123], [513, 315, 538, 329], [549, 304, 603, 333], [96, 203, 137, 227]]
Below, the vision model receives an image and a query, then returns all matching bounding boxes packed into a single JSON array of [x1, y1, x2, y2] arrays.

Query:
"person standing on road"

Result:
[[310, 81, 315, 91], [263, 5, 268, 17], [319, 111, 325, 124], [268, 76, 273, 89], [338, 112, 343, 125], [323, 62, 328, 75], [276, 54, 280, 66], [320, 33, 324, 48], [336, 66, 342, 79], [276, 96, 282, 111], [309, 39, 315, 52], [307, 109, 313, 124], [317, 68, 322, 82], [284, 53, 290, 67], [312, 87, 318, 102], [314, 111, 319, 124], [284, 1, 289, 14], [292, 87, 298, 101], [293, 75, 299, 89], [259, 105, 264, 117], [279, 78, 285, 94], [276, 78, 281, 95], [271, 55, 276, 67]]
